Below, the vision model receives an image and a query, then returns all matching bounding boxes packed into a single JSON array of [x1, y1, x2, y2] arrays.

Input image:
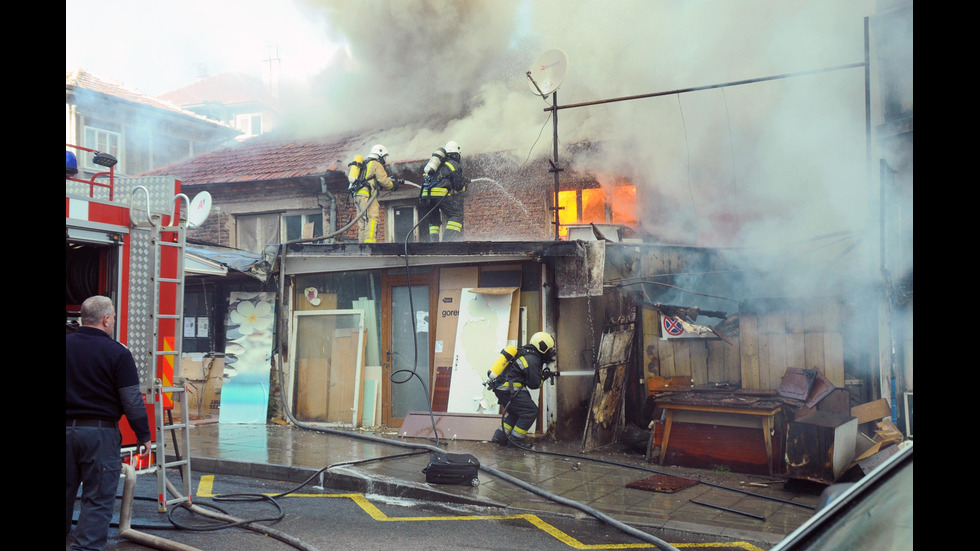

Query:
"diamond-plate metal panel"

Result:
[[65, 176, 177, 215], [65, 180, 114, 202], [118, 176, 178, 216], [128, 227, 156, 388]]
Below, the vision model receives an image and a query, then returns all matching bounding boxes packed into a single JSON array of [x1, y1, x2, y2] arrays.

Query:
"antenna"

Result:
[[187, 191, 212, 229], [527, 49, 568, 97]]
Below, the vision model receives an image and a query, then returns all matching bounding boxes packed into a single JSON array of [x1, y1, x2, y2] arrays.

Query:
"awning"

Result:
[[186, 251, 228, 276], [184, 244, 270, 282]]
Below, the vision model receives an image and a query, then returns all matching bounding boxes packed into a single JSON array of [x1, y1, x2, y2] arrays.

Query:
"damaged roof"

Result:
[[186, 242, 271, 282]]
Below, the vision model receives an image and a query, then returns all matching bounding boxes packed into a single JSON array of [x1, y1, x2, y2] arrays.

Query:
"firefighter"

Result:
[[489, 331, 557, 447], [354, 144, 400, 243], [418, 140, 467, 241]]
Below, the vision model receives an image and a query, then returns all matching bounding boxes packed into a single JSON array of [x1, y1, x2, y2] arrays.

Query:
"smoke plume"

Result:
[[285, 0, 907, 298]]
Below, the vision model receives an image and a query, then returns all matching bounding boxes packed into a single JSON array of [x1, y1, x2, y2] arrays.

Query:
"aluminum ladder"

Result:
[[131, 189, 193, 512]]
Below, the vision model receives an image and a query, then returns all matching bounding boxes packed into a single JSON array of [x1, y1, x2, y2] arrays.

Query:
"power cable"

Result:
[[517, 111, 554, 175], [676, 94, 699, 241], [721, 88, 740, 229]]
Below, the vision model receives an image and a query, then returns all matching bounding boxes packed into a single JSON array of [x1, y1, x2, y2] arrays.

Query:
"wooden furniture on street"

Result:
[[656, 392, 784, 476]]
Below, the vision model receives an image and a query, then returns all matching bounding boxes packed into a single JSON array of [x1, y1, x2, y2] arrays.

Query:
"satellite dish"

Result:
[[527, 49, 569, 96], [187, 191, 213, 229]]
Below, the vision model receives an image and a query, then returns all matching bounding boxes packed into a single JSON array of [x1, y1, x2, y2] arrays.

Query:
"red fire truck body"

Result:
[[66, 144, 184, 450]]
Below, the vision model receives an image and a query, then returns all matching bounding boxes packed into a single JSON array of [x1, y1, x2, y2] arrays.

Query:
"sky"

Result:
[[66, 0, 340, 96], [67, 0, 907, 298]]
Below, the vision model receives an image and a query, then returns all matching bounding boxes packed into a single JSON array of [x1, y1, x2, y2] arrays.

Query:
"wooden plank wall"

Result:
[[739, 298, 845, 390], [642, 299, 844, 391], [642, 305, 740, 385]]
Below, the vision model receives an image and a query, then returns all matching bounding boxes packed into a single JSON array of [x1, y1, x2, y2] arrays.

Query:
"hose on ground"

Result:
[[117, 462, 322, 551], [274, 372, 681, 551]]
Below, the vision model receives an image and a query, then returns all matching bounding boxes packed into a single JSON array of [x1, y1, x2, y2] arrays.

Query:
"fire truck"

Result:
[[66, 144, 192, 511]]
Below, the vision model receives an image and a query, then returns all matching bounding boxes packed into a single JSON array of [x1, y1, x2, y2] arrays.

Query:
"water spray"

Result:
[[470, 177, 532, 218]]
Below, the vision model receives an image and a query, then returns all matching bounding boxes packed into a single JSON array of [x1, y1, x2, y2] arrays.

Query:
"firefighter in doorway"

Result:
[[418, 140, 467, 241], [353, 144, 400, 243], [488, 332, 558, 447]]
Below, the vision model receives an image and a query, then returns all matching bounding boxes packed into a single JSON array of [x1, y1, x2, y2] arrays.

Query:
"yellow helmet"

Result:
[[529, 332, 555, 355]]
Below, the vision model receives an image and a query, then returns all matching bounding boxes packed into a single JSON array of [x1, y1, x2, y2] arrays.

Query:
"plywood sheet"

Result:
[[354, 297, 379, 366], [446, 288, 514, 414], [297, 358, 328, 420], [329, 328, 361, 423]]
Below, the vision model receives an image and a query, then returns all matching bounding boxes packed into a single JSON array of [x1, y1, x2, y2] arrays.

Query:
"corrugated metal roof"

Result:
[[186, 243, 270, 281]]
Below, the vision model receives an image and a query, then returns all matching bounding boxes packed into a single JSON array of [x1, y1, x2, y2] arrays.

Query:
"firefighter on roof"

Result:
[[487, 332, 558, 447], [418, 140, 467, 241], [352, 144, 400, 243]]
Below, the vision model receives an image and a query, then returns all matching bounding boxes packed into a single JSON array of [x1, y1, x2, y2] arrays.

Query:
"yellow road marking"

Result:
[[196, 475, 766, 551]]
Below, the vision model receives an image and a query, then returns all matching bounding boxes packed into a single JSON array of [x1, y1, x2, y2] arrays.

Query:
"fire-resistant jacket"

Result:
[[497, 345, 545, 390], [421, 158, 466, 199], [355, 156, 395, 197]]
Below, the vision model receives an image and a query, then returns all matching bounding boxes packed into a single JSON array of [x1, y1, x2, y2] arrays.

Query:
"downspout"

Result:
[[320, 176, 336, 242], [865, 16, 899, 425]]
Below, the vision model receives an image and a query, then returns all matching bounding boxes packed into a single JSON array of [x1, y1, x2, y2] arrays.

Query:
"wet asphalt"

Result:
[[177, 421, 822, 547]]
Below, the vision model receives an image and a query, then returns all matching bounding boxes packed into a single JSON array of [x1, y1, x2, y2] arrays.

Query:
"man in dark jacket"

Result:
[[489, 332, 557, 447], [67, 295, 152, 551]]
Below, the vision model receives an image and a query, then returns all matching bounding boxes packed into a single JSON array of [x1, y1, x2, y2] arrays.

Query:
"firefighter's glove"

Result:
[[542, 367, 560, 385], [393, 178, 404, 189]]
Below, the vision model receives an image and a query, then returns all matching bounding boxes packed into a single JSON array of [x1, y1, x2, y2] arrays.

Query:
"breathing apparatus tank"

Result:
[[487, 344, 518, 382], [423, 147, 447, 176], [347, 154, 364, 184]]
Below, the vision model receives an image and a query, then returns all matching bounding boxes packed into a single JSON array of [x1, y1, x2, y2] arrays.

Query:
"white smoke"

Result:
[[285, 0, 904, 297]]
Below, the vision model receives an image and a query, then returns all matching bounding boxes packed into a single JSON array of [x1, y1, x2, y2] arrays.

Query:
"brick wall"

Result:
[[183, 153, 611, 247], [185, 178, 325, 247]]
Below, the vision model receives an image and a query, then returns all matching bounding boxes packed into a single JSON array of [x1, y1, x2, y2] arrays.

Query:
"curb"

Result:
[[187, 456, 504, 509]]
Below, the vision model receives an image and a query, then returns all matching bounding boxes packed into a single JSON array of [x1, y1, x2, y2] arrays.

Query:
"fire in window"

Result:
[[557, 185, 636, 238]]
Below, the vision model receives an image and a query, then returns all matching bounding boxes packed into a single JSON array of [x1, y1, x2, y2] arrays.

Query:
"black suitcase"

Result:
[[422, 452, 480, 486]]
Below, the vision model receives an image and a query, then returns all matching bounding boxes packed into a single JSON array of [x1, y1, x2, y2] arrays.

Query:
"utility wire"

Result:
[[517, 111, 554, 175], [721, 88, 740, 229]]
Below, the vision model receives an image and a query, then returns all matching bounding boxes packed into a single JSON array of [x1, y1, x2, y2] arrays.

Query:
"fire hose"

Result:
[[117, 462, 321, 551], [274, 358, 681, 551]]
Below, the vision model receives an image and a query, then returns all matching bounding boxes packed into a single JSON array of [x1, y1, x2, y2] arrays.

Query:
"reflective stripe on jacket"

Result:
[[356, 158, 394, 196]]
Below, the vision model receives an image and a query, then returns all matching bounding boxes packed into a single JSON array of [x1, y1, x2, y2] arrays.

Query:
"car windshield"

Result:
[[774, 444, 912, 551]]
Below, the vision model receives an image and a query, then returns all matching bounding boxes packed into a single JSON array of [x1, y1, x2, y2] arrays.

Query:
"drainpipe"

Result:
[[320, 176, 336, 242]]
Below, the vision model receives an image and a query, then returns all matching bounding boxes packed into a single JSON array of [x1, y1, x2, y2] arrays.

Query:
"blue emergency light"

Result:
[[66, 151, 78, 177]]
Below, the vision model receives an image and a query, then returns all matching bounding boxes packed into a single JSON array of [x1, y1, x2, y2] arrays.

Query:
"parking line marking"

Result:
[[196, 475, 766, 551]]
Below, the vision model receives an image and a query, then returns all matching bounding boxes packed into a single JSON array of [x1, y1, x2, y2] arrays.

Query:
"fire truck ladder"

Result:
[[131, 188, 193, 512]]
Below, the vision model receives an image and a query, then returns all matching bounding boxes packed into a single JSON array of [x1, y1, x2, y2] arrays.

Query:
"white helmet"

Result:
[[444, 141, 460, 155], [370, 144, 389, 160]]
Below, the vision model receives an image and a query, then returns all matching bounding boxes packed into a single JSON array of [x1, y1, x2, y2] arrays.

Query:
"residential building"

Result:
[[159, 71, 282, 141], [66, 68, 241, 177], [140, 130, 851, 445]]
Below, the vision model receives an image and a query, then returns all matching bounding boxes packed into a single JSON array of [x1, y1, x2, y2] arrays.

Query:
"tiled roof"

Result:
[[66, 68, 235, 130], [159, 71, 279, 110], [140, 131, 375, 186]]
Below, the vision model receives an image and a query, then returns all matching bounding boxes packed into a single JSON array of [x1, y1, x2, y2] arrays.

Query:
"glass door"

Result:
[[383, 269, 436, 426]]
